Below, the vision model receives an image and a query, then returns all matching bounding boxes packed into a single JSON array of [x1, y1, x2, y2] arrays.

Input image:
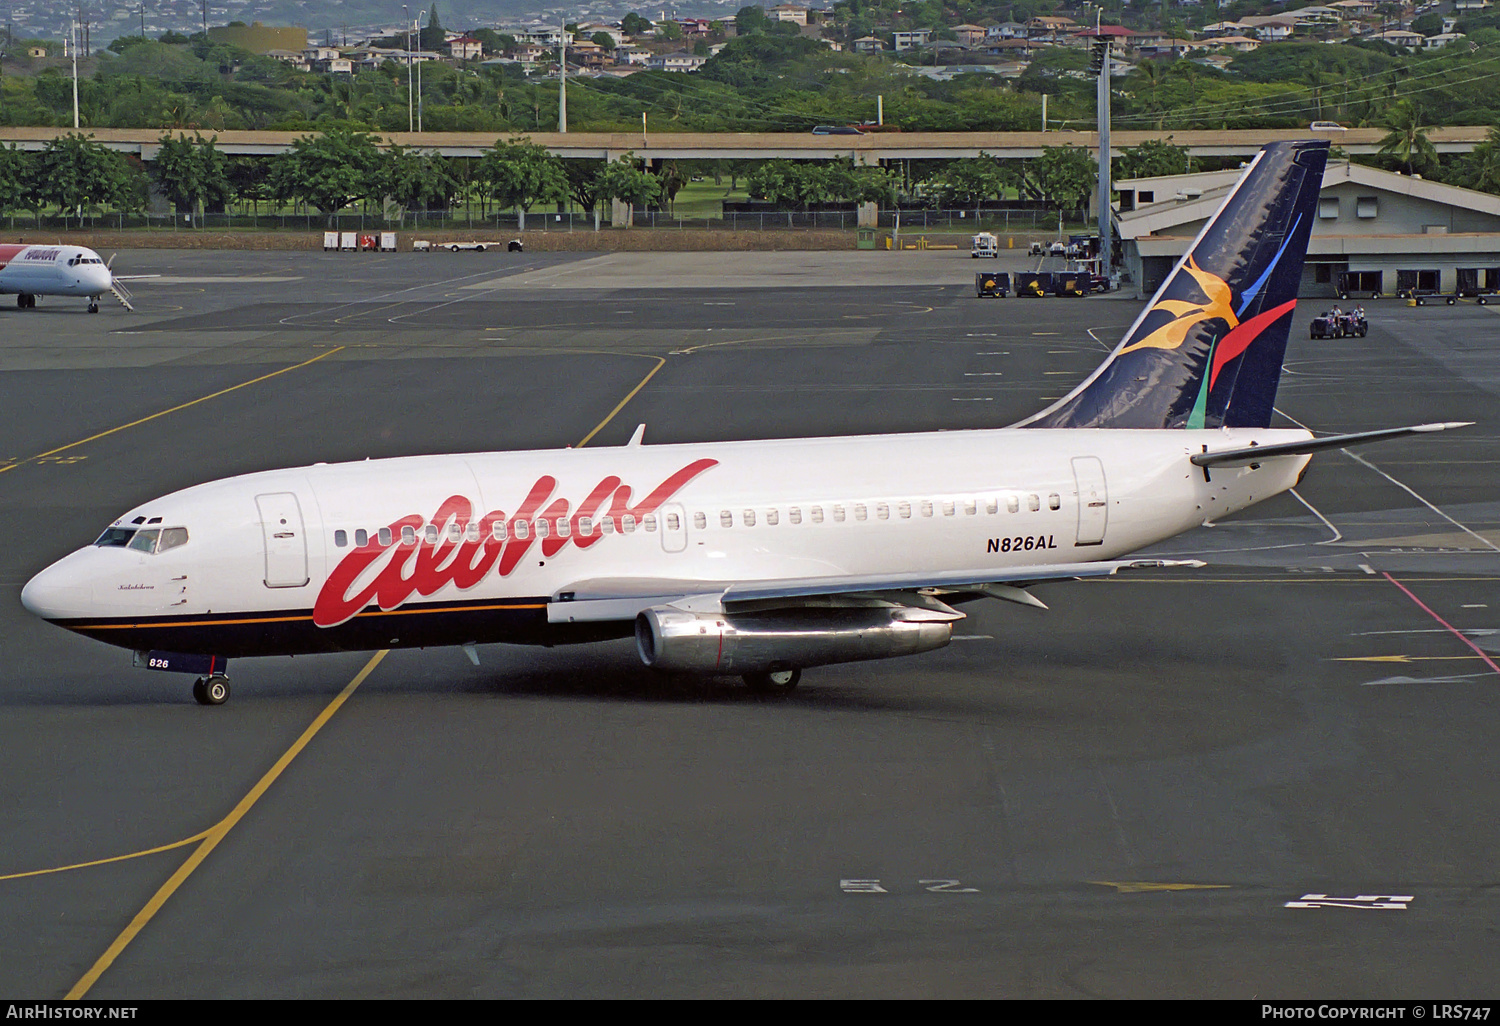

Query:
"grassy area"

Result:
[[664, 179, 751, 218]]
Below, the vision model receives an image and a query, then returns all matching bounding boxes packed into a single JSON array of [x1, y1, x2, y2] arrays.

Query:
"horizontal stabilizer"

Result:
[[1190, 422, 1472, 468]]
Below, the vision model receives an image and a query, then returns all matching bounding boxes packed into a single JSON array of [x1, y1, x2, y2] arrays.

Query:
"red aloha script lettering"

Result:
[[312, 458, 718, 627]]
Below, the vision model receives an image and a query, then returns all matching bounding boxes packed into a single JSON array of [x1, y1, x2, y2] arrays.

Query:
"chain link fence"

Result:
[[1, 208, 1079, 234]]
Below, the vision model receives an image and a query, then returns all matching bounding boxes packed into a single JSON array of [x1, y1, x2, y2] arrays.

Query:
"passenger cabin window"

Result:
[[645, 514, 659, 532], [663, 513, 678, 532], [401, 526, 416, 545], [600, 518, 614, 535], [492, 521, 508, 541], [577, 516, 592, 536], [335, 530, 348, 548], [514, 520, 530, 539], [766, 509, 779, 526], [876, 503, 889, 521], [921, 501, 934, 518], [811, 506, 824, 524], [899, 502, 911, 519], [942, 501, 955, 517], [743, 510, 756, 527], [721, 511, 733, 528], [964, 500, 977, 516], [853, 504, 867, 521], [832, 505, 846, 523], [447, 523, 462, 542], [693, 512, 707, 530], [425, 525, 439, 544], [379, 527, 393, 547], [355, 529, 369, 547], [1006, 495, 1020, 514], [1048, 494, 1061, 511], [467, 523, 480, 542], [789, 508, 802, 525], [556, 518, 570, 538], [986, 498, 998, 515], [1028, 494, 1041, 512], [622, 515, 636, 533]]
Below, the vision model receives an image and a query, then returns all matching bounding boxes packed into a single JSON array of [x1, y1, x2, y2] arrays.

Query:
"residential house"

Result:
[[1238, 16, 1298, 40], [982, 38, 1034, 57], [1206, 34, 1261, 52], [852, 35, 886, 53], [647, 51, 707, 72], [1376, 28, 1426, 46], [303, 45, 340, 62], [264, 48, 311, 69], [676, 18, 712, 36], [770, 4, 809, 24], [892, 29, 932, 50], [986, 21, 1028, 39], [952, 24, 987, 46], [445, 36, 483, 60], [578, 23, 627, 46], [614, 44, 651, 64], [1329, 0, 1376, 13], [1421, 31, 1466, 47], [1027, 16, 1078, 41]]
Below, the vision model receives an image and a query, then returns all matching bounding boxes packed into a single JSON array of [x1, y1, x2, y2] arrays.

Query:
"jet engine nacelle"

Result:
[[634, 605, 956, 675]]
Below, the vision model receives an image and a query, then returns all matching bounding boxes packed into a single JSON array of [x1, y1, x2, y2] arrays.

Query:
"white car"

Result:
[[1309, 121, 1347, 131]]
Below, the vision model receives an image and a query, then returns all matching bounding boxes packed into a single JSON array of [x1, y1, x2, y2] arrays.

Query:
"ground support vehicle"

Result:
[[1397, 269, 1443, 304], [971, 233, 999, 259], [1455, 268, 1499, 305]]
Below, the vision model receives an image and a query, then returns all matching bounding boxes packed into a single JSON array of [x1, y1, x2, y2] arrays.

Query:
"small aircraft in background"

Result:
[[0, 244, 139, 312]]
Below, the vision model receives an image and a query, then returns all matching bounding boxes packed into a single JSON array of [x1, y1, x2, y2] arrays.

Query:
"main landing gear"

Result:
[[744, 668, 801, 693], [192, 674, 231, 706], [16, 293, 36, 309]]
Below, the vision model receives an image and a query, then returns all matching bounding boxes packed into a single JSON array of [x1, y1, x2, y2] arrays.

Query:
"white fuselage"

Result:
[[21, 426, 1312, 652], [0, 244, 113, 299]]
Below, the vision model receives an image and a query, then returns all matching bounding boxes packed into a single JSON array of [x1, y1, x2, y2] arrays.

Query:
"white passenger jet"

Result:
[[20, 141, 1467, 704], [0, 243, 134, 312]]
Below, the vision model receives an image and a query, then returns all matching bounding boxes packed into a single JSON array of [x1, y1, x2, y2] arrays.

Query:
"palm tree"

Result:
[[1466, 125, 1500, 195], [1377, 99, 1439, 176]]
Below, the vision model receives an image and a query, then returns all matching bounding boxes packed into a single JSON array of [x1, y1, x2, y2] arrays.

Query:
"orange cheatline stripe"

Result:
[[0, 346, 345, 475], [68, 602, 548, 631], [65, 649, 389, 1001]]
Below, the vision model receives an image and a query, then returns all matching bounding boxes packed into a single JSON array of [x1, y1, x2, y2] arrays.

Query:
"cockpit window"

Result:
[[127, 529, 160, 553], [95, 526, 187, 553]]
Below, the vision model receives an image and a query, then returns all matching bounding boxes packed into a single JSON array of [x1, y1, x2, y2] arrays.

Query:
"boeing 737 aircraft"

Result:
[[20, 141, 1468, 705], [0, 243, 135, 312]]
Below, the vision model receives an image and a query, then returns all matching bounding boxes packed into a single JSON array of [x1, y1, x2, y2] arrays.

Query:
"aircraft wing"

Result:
[[547, 559, 1204, 623]]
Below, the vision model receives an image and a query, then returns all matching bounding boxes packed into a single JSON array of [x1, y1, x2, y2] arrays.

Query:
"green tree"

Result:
[[735, 6, 771, 35], [940, 154, 1011, 211], [1377, 99, 1439, 175], [1034, 144, 1095, 212], [657, 21, 684, 42], [282, 127, 384, 220], [35, 133, 144, 222], [420, 5, 444, 51], [479, 136, 568, 230], [594, 153, 662, 224], [152, 132, 230, 223], [1461, 124, 1500, 194], [622, 13, 653, 37], [0, 144, 34, 216], [1115, 139, 1193, 180]]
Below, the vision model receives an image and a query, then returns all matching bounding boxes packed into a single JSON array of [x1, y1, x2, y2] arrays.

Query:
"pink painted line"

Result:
[[1382, 572, 1500, 676]]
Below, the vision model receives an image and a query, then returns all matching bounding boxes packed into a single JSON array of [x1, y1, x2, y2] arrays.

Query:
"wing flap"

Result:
[[547, 560, 1204, 623]]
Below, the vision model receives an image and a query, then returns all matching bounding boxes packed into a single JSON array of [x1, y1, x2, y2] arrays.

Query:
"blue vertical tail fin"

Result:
[[1019, 140, 1329, 430]]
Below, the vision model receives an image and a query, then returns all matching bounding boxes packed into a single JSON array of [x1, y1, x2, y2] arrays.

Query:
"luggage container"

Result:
[[1337, 270, 1383, 300], [975, 271, 1010, 298], [1455, 267, 1499, 305], [322, 231, 338, 251], [1052, 274, 1087, 298], [339, 232, 358, 252], [1016, 272, 1051, 297], [379, 232, 398, 252], [1397, 269, 1441, 304]]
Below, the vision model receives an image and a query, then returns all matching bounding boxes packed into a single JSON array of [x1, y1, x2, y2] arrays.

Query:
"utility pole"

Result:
[[200, 0, 205, 39], [139, 2, 144, 40], [416, 9, 426, 132], [558, 25, 567, 133], [405, 5, 412, 132]]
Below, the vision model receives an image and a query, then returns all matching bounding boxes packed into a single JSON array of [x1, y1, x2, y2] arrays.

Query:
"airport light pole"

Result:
[[1092, 33, 1112, 275], [558, 25, 567, 133], [416, 9, 428, 133], [404, 5, 412, 133], [70, 19, 79, 128]]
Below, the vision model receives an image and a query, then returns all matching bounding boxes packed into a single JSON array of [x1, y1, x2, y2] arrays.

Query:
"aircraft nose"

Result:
[[21, 554, 94, 620], [89, 267, 113, 293]]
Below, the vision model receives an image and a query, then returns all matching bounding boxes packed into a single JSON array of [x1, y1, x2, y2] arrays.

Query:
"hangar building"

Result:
[[1115, 160, 1500, 300]]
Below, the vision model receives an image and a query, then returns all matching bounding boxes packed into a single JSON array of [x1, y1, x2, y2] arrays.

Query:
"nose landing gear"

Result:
[[744, 668, 801, 693], [88, 298, 100, 313], [192, 674, 231, 706]]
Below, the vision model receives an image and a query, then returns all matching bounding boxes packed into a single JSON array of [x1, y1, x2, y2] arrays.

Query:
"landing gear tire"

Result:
[[193, 675, 230, 705], [88, 301, 99, 313], [1480, 297, 1488, 306], [1447, 296, 1456, 305], [1372, 292, 1382, 301], [744, 668, 801, 693], [18, 293, 35, 309]]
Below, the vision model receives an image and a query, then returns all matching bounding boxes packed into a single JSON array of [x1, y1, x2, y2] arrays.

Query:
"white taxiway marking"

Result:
[[1284, 894, 1412, 910]]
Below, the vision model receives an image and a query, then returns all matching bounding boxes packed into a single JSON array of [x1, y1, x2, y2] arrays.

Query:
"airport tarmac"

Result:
[[4, 248, 1500, 998]]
